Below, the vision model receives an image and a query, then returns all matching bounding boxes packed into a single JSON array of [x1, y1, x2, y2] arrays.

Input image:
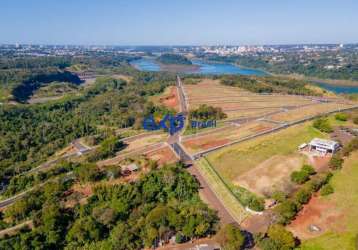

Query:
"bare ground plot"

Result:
[[182, 121, 276, 155], [269, 103, 354, 123], [205, 122, 326, 182], [145, 146, 178, 165], [184, 79, 315, 119], [241, 211, 273, 234], [150, 86, 180, 111], [120, 133, 168, 154], [287, 195, 344, 240], [224, 108, 282, 120], [234, 154, 306, 197]]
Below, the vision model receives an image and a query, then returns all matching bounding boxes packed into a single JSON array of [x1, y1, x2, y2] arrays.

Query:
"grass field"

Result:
[[299, 152, 358, 250], [196, 158, 248, 223], [269, 103, 354, 123], [206, 122, 327, 182]]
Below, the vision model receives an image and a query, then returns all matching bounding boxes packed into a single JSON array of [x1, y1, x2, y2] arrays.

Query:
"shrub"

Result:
[[189, 104, 227, 121], [267, 224, 296, 249], [302, 164, 315, 175], [294, 189, 311, 204], [329, 154, 344, 170], [75, 163, 103, 183], [271, 191, 287, 203], [215, 224, 245, 250], [353, 116, 358, 125], [313, 117, 333, 133], [291, 170, 310, 184], [248, 197, 265, 212], [342, 138, 358, 156], [321, 184, 334, 196], [335, 113, 348, 121], [275, 201, 297, 225]]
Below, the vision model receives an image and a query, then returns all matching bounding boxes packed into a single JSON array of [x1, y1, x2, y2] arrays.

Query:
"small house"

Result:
[[308, 138, 339, 154]]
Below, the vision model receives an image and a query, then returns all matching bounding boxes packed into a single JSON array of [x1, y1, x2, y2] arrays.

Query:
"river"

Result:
[[131, 58, 358, 94]]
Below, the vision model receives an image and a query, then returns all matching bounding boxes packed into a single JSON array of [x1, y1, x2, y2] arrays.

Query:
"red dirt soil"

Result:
[[184, 138, 230, 150], [160, 87, 179, 111], [146, 146, 178, 165], [241, 211, 273, 234], [287, 195, 344, 239], [310, 155, 331, 172]]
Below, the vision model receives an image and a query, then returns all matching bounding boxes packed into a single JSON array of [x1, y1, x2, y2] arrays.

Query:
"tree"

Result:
[[75, 163, 102, 183], [216, 224, 245, 250], [302, 165, 315, 175], [329, 154, 344, 170], [291, 171, 310, 184], [313, 118, 333, 133], [335, 113, 348, 121], [321, 184, 334, 196], [267, 224, 296, 249], [294, 189, 311, 204], [275, 201, 297, 225], [271, 191, 287, 203], [66, 217, 104, 246]]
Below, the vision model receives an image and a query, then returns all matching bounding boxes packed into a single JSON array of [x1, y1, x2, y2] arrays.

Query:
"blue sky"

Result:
[[1, 0, 357, 45]]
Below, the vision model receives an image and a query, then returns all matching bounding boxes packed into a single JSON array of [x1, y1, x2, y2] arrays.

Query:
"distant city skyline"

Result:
[[1, 0, 357, 45]]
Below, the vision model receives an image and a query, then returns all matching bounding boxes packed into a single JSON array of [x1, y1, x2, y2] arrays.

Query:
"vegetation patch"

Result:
[[157, 54, 192, 65]]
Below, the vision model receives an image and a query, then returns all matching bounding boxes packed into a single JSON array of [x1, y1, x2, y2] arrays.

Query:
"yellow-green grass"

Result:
[[300, 152, 358, 250], [196, 158, 248, 223], [269, 103, 353, 123], [206, 122, 327, 182], [327, 114, 358, 128]]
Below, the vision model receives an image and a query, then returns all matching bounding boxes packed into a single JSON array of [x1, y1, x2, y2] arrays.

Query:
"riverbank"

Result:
[[275, 73, 358, 87]]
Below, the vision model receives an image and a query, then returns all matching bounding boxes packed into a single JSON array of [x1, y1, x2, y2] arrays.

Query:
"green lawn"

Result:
[[195, 158, 248, 223], [206, 122, 326, 182], [300, 152, 358, 250]]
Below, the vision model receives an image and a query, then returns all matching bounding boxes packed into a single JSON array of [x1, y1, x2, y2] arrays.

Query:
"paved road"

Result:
[[27, 140, 93, 174], [169, 76, 237, 225], [0, 191, 28, 209]]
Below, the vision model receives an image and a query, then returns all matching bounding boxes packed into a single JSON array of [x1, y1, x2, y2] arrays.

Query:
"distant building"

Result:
[[308, 138, 340, 154]]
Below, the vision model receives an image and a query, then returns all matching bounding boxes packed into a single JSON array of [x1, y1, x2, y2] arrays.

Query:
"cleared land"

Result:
[[184, 79, 316, 119], [296, 152, 358, 250], [182, 121, 277, 154], [145, 146, 178, 165], [235, 154, 307, 197], [269, 102, 354, 123], [205, 122, 326, 182], [97, 133, 168, 167], [120, 133, 167, 153], [150, 86, 180, 111]]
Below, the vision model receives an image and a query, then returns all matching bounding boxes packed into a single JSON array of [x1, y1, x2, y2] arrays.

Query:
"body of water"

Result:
[[313, 81, 358, 94], [131, 58, 358, 94], [131, 58, 268, 76]]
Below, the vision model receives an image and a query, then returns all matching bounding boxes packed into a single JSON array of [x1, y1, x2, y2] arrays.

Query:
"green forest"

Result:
[[0, 164, 219, 250], [157, 54, 192, 65]]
